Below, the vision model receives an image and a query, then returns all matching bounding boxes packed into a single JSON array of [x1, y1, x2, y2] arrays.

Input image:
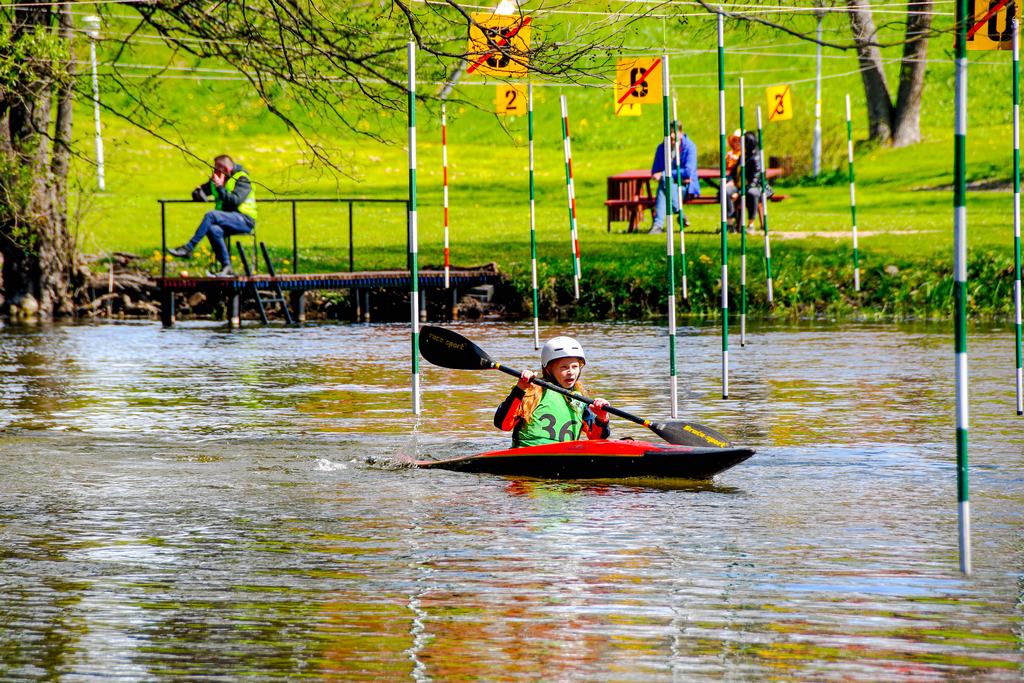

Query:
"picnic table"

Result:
[[605, 167, 785, 232]]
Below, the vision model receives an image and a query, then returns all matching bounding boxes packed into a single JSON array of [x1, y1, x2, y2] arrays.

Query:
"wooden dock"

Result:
[[156, 266, 501, 327]]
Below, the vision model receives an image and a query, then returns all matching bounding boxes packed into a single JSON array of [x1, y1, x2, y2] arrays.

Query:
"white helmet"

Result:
[[541, 336, 586, 367]]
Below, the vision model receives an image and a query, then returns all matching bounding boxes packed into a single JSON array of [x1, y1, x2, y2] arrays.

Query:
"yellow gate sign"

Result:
[[496, 84, 527, 115], [467, 13, 532, 77], [967, 0, 1021, 50], [614, 87, 642, 117], [615, 58, 662, 106], [766, 84, 793, 122]]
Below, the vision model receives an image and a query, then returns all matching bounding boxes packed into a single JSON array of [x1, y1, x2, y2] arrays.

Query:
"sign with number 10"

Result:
[[967, 0, 1020, 51]]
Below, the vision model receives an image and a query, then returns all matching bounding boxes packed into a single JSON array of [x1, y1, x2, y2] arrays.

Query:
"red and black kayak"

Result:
[[414, 439, 754, 480]]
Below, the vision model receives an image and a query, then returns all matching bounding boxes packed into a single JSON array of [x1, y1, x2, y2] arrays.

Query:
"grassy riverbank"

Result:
[[72, 10, 1021, 320]]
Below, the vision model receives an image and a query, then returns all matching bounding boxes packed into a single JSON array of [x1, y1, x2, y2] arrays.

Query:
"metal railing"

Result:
[[158, 197, 409, 278]]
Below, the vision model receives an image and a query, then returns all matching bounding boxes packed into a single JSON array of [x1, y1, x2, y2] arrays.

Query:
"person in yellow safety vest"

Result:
[[166, 154, 257, 277]]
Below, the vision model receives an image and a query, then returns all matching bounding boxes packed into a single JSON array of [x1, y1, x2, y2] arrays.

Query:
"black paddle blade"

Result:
[[419, 326, 495, 370], [649, 421, 733, 448]]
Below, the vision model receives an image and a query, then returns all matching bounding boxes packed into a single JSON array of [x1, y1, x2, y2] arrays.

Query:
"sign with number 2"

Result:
[[496, 84, 527, 116]]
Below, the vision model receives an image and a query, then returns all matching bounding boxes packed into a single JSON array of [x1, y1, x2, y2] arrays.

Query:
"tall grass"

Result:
[[69, 8, 1024, 319]]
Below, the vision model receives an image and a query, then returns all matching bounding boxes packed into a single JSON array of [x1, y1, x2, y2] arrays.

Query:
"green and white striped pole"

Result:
[[662, 55, 679, 418], [529, 83, 540, 350], [739, 77, 748, 347], [846, 93, 861, 291], [673, 96, 688, 300], [408, 40, 421, 415], [441, 103, 450, 289], [1013, 19, 1023, 415], [953, 0, 971, 574], [718, 12, 730, 398], [757, 105, 774, 303], [560, 94, 582, 300]]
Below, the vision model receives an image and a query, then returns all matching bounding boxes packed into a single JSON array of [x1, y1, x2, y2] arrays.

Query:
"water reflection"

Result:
[[0, 320, 1021, 679]]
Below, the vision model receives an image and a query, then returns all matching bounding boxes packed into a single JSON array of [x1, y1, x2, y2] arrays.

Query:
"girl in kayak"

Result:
[[493, 336, 611, 447]]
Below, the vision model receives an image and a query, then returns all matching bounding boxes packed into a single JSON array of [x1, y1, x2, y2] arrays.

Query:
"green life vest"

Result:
[[516, 388, 584, 448], [210, 170, 257, 221]]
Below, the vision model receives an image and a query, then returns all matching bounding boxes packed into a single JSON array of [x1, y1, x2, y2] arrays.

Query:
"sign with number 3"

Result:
[[766, 84, 793, 123], [496, 84, 527, 115]]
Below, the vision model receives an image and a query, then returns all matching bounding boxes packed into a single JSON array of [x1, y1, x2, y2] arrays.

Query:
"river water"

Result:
[[0, 320, 1021, 680]]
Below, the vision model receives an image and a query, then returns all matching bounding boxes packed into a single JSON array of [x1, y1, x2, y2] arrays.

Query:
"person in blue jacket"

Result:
[[649, 122, 700, 234]]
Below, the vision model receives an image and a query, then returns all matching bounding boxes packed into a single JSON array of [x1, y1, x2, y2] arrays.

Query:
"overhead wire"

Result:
[[621, 0, 955, 8], [417, 0, 954, 18], [9, 0, 1004, 99], [2, 0, 148, 8]]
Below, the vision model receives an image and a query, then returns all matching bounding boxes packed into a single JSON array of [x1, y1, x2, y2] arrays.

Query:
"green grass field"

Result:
[[71, 8, 1022, 317]]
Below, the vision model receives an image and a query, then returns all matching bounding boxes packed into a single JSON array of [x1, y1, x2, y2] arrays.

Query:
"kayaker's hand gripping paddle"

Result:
[[418, 326, 732, 449]]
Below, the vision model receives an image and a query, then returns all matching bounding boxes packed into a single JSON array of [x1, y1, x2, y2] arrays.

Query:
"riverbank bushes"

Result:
[[502, 241, 1019, 322]]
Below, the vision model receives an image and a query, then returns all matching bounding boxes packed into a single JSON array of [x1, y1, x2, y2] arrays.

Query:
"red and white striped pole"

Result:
[[441, 103, 450, 289], [560, 94, 582, 300]]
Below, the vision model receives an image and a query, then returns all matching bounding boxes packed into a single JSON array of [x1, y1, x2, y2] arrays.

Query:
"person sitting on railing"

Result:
[[648, 121, 700, 234], [166, 154, 257, 277]]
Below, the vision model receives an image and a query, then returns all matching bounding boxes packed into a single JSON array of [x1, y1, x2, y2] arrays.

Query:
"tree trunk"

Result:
[[891, 0, 934, 147], [41, 5, 78, 316], [0, 5, 80, 320], [848, 0, 895, 143]]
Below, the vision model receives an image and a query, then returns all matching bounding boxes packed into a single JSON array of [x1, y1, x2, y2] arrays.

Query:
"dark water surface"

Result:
[[1, 320, 1021, 680]]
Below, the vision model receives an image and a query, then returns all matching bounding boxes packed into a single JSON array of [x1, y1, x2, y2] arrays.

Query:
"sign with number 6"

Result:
[[614, 87, 642, 117], [615, 58, 662, 106]]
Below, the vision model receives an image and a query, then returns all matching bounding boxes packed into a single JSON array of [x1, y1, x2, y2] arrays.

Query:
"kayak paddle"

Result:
[[418, 325, 732, 448]]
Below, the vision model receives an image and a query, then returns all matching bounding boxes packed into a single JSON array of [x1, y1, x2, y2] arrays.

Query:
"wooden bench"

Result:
[[605, 170, 656, 232], [605, 168, 787, 232], [603, 197, 656, 232]]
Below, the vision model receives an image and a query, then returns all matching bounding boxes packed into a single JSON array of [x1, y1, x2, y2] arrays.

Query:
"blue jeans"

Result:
[[652, 177, 685, 229], [186, 210, 254, 265]]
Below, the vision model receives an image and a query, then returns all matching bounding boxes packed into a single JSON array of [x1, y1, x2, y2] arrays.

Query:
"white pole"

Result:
[[813, 13, 823, 179], [85, 15, 105, 192]]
